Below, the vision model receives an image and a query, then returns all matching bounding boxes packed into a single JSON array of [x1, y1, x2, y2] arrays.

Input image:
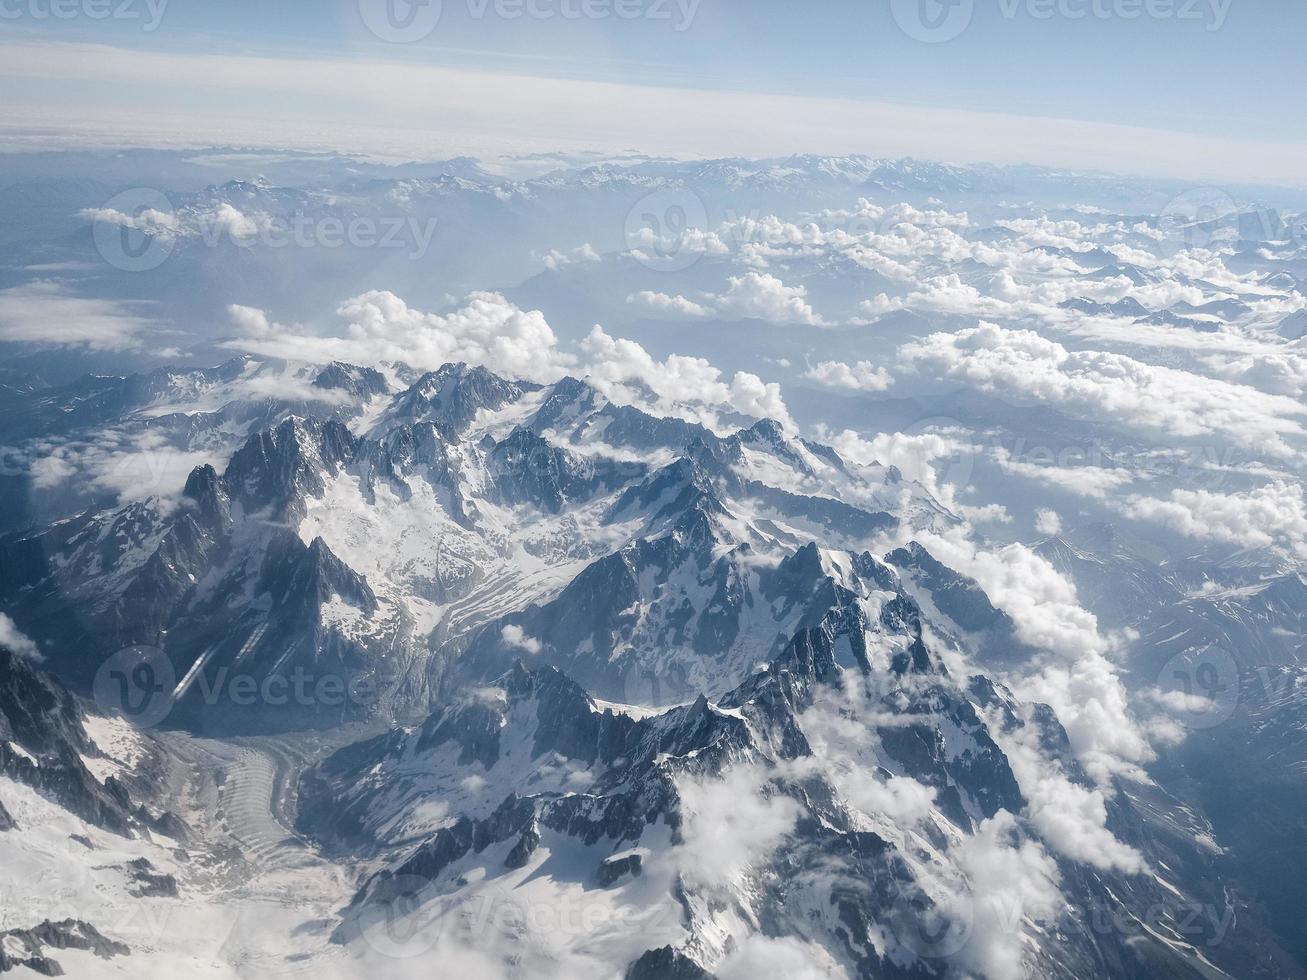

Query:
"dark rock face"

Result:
[[887, 541, 1014, 637], [223, 416, 357, 523], [525, 377, 727, 457], [486, 428, 636, 513], [313, 362, 389, 400], [625, 946, 712, 980], [0, 795, 14, 831], [375, 362, 533, 435], [0, 919, 129, 976], [124, 857, 180, 898], [0, 650, 138, 836], [597, 852, 642, 887]]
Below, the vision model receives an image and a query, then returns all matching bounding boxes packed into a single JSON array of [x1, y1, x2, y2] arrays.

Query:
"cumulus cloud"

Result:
[[501, 624, 542, 655], [581, 326, 794, 429], [626, 224, 729, 266], [228, 292, 795, 431], [228, 291, 576, 384], [1122, 481, 1307, 559], [81, 202, 180, 239], [1001, 733, 1147, 874], [817, 425, 975, 501], [674, 766, 799, 893], [916, 530, 1152, 783], [1199, 350, 1307, 397], [728, 372, 791, 425], [900, 322, 1305, 456], [712, 273, 824, 325], [0, 613, 41, 662], [1034, 509, 1062, 536], [716, 936, 841, 980], [626, 290, 713, 318], [953, 811, 1063, 980], [542, 243, 601, 271], [803, 359, 894, 392]]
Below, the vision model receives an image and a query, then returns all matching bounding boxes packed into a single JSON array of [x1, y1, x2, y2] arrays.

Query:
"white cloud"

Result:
[[81, 203, 179, 238], [26, 429, 217, 507], [953, 811, 1063, 980], [1198, 349, 1307, 397], [803, 359, 893, 392], [230, 293, 795, 430], [713, 273, 824, 326], [0, 281, 154, 349], [674, 766, 799, 893], [728, 372, 791, 426], [29, 453, 79, 490], [900, 322, 1305, 456], [626, 290, 713, 318], [716, 936, 841, 980], [581, 325, 794, 429], [916, 530, 1152, 783], [1009, 741, 1146, 874], [0, 613, 41, 662], [993, 447, 1136, 500], [228, 291, 575, 384], [1122, 481, 1307, 559], [542, 243, 601, 271], [501, 624, 542, 655], [1034, 509, 1062, 536]]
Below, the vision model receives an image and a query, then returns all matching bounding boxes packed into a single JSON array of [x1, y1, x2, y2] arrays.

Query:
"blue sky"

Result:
[[1, 0, 1303, 182]]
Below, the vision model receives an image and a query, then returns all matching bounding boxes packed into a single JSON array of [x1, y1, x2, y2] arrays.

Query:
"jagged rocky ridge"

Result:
[[0, 919, 129, 976], [301, 547, 1246, 978], [0, 363, 938, 732], [1, 360, 1297, 978], [0, 648, 178, 839]]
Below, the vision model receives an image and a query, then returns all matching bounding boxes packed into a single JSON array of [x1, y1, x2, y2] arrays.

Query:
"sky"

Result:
[[0, 0, 1303, 184]]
